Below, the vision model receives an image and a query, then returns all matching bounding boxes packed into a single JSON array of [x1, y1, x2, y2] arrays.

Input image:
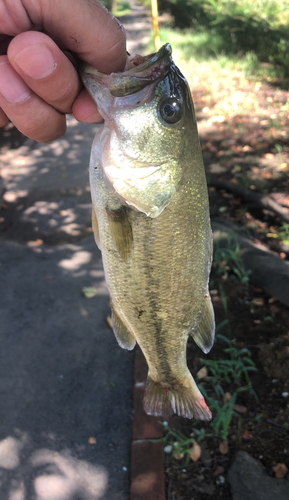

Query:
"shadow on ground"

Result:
[[0, 115, 134, 499], [0, 237, 133, 500]]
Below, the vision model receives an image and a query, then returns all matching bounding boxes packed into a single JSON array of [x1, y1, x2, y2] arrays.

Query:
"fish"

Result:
[[80, 43, 215, 420]]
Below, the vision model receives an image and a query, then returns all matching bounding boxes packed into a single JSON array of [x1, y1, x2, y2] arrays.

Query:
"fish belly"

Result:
[[90, 132, 212, 419]]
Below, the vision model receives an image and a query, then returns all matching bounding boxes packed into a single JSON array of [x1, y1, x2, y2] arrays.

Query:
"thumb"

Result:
[[2, 0, 127, 73]]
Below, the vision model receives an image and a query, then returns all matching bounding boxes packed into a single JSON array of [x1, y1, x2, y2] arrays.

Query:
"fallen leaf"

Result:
[[219, 441, 229, 454], [268, 297, 278, 304], [82, 287, 98, 298], [213, 465, 225, 476], [261, 171, 272, 178], [252, 297, 264, 306], [190, 441, 201, 462], [197, 366, 207, 380], [27, 239, 43, 247], [273, 463, 288, 478], [210, 163, 227, 174], [234, 404, 247, 413], [242, 430, 253, 440], [224, 392, 232, 401], [107, 316, 113, 329], [88, 437, 97, 445], [174, 452, 184, 460], [1, 204, 9, 210]]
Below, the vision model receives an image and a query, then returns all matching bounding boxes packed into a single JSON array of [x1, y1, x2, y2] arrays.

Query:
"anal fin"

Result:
[[191, 295, 215, 354], [106, 205, 133, 262], [111, 303, 136, 351], [91, 206, 101, 249]]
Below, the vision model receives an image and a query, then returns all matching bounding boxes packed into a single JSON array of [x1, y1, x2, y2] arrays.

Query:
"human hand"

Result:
[[0, 0, 127, 142]]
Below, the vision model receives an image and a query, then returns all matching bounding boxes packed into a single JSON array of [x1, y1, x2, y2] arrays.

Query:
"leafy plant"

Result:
[[275, 143, 284, 155], [199, 385, 238, 441], [155, 0, 289, 79], [200, 334, 258, 398], [214, 232, 252, 284], [279, 222, 289, 245], [264, 312, 276, 323], [112, 0, 132, 16], [219, 285, 229, 318], [160, 422, 212, 465]]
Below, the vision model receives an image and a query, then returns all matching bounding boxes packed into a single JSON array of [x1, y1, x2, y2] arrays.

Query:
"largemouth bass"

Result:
[[81, 44, 215, 420]]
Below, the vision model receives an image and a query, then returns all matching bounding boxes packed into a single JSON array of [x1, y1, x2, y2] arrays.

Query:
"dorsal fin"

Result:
[[191, 295, 215, 354], [106, 205, 133, 262]]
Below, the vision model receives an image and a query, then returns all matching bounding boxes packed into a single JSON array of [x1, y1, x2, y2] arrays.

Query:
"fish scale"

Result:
[[81, 44, 215, 419]]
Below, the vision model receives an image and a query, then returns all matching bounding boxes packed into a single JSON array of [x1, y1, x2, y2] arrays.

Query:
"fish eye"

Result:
[[158, 98, 183, 125]]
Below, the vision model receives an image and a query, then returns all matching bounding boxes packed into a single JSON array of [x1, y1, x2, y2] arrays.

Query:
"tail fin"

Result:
[[143, 375, 211, 420]]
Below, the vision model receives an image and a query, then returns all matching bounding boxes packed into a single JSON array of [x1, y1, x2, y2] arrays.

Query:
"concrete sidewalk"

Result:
[[0, 117, 134, 500], [0, 5, 153, 499]]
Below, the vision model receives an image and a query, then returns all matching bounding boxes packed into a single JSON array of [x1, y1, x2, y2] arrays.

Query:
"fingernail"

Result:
[[0, 62, 30, 103], [14, 44, 57, 79]]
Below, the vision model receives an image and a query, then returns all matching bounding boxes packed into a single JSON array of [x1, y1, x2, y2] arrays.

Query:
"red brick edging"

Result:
[[130, 347, 166, 500]]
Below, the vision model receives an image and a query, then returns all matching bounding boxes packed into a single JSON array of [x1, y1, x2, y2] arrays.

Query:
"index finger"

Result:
[[1, 0, 127, 73]]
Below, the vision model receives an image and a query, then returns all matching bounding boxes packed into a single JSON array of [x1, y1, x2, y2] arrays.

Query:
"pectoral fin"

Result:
[[191, 295, 215, 354], [111, 303, 136, 350], [106, 205, 133, 262], [91, 207, 101, 249]]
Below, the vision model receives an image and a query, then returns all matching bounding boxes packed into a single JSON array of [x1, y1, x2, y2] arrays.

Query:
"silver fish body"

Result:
[[81, 44, 215, 419]]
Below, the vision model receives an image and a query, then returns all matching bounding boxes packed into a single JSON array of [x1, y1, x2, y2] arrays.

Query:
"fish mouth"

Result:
[[80, 43, 172, 97]]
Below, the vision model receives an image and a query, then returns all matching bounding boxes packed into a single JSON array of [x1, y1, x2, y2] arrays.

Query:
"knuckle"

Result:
[[49, 84, 76, 113], [20, 107, 66, 142]]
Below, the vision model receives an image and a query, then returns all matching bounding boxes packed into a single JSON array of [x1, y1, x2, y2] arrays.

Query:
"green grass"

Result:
[[200, 334, 258, 398], [213, 233, 252, 285], [160, 422, 213, 465], [147, 26, 287, 84], [148, 28, 227, 62], [99, 0, 132, 16], [280, 223, 289, 245], [112, 0, 132, 17]]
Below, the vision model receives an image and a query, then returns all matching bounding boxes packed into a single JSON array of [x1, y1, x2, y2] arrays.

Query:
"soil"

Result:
[[164, 272, 289, 499]]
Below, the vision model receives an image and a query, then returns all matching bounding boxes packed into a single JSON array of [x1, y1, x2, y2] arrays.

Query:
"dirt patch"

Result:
[[163, 272, 289, 499]]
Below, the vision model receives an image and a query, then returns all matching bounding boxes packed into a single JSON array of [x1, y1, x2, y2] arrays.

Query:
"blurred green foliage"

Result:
[[99, 0, 131, 15], [154, 0, 289, 77], [99, 0, 113, 10]]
